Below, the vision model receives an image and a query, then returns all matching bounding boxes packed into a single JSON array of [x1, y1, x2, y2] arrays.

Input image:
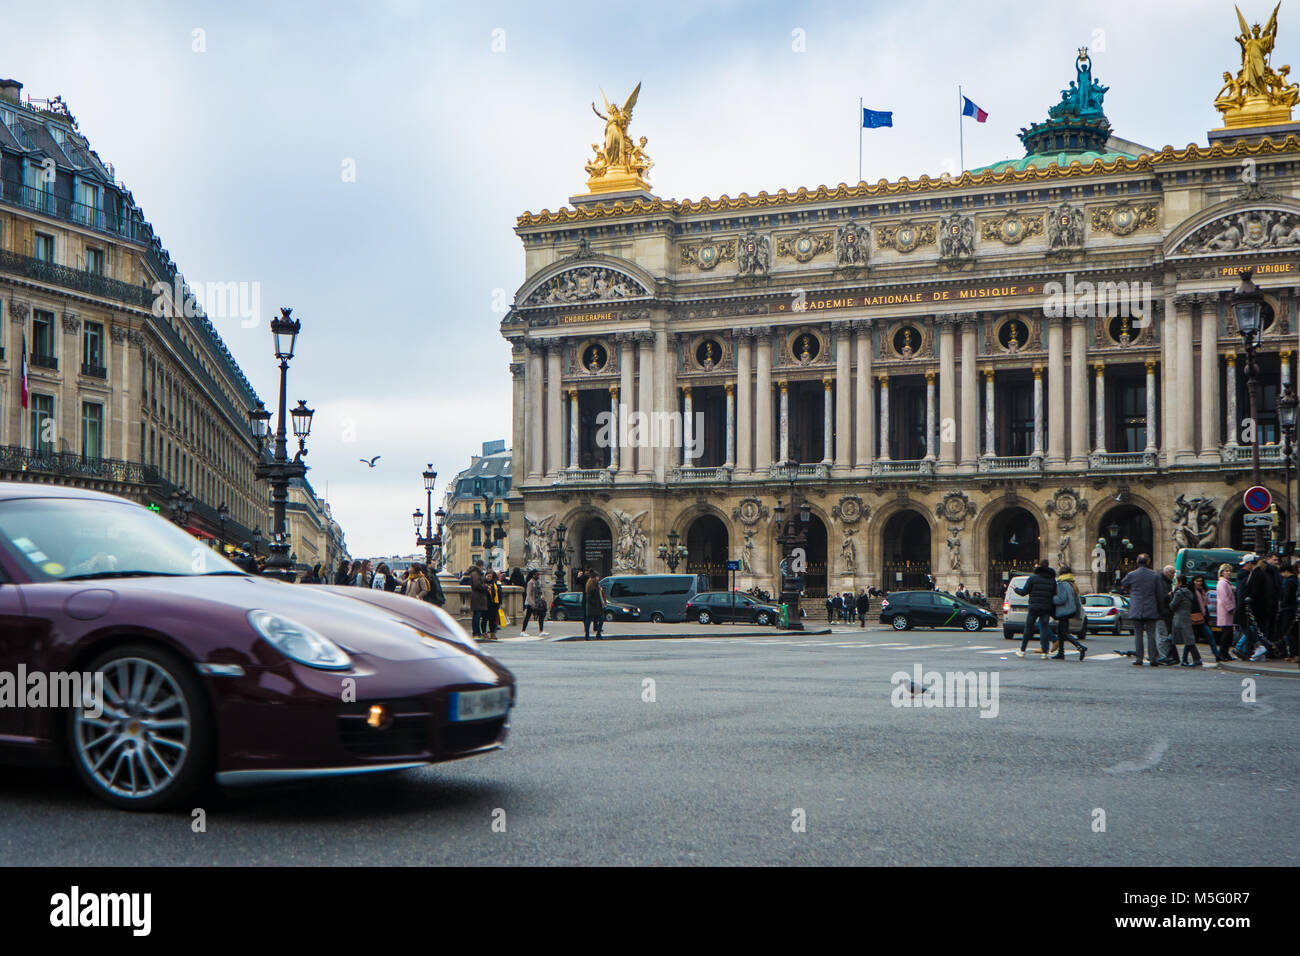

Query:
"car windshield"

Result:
[[0, 496, 244, 582]]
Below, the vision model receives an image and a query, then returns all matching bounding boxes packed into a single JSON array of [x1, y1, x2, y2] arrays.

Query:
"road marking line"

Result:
[[1087, 652, 1123, 661]]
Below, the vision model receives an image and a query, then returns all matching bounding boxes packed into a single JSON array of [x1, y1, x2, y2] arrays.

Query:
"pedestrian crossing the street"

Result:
[[654, 637, 1135, 662]]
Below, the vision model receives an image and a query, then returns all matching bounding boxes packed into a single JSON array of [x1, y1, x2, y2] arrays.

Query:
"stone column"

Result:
[[1047, 315, 1066, 466], [984, 369, 995, 456], [878, 374, 891, 460], [1093, 363, 1106, 454], [1173, 297, 1196, 461], [567, 388, 579, 470], [681, 385, 693, 467], [1145, 360, 1158, 453], [546, 344, 563, 476], [959, 314, 979, 470], [834, 323, 851, 469], [618, 334, 634, 471], [1069, 316, 1087, 467], [854, 321, 873, 469], [1161, 297, 1175, 461], [655, 329, 672, 483], [735, 330, 753, 473], [755, 333, 773, 472], [1032, 366, 1044, 456], [511, 359, 526, 477], [1282, 349, 1293, 387], [1226, 355, 1238, 446], [725, 382, 735, 468], [527, 342, 545, 479], [937, 314, 957, 469], [608, 385, 619, 471], [778, 380, 790, 464], [1202, 305, 1221, 462], [822, 377, 833, 463], [925, 371, 936, 459], [636, 332, 654, 476]]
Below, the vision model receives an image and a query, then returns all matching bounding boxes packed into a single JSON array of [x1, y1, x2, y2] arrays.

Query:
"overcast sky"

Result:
[[5, 0, 1269, 555]]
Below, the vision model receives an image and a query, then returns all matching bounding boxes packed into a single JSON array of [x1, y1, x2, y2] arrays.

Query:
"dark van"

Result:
[[601, 574, 708, 623]]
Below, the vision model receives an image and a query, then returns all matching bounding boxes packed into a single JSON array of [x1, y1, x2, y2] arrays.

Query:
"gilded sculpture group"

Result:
[[1215, 3, 1300, 120]]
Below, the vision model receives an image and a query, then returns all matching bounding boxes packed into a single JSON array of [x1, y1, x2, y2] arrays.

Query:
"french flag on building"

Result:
[[961, 95, 988, 123], [19, 331, 28, 410]]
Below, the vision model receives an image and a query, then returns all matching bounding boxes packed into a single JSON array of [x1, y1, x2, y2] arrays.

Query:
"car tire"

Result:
[[697, 610, 712, 624], [604, 610, 615, 622], [67, 643, 212, 812], [551, 608, 567, 622], [1003, 625, 1016, 640], [649, 612, 665, 624], [962, 616, 982, 631], [756, 611, 771, 626], [891, 615, 910, 631]]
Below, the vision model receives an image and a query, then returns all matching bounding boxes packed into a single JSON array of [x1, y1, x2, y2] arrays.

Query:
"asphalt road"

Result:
[[2, 624, 1297, 866]]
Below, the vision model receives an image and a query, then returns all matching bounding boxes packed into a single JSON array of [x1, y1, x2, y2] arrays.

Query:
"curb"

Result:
[[1216, 659, 1300, 679], [552, 627, 835, 642]]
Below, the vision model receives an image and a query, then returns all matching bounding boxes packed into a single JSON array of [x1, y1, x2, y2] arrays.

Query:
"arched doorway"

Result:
[[1095, 505, 1153, 590], [881, 510, 931, 590], [1228, 503, 1288, 552], [573, 515, 612, 587], [987, 507, 1041, 600], [686, 514, 730, 590]]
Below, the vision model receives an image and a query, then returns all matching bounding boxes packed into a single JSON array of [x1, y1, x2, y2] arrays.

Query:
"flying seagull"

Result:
[[360, 455, 381, 468]]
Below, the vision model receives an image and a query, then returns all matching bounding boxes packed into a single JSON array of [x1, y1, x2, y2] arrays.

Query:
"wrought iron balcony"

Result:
[[81, 362, 107, 378], [554, 468, 614, 486], [977, 454, 1044, 474], [672, 464, 733, 483], [28, 352, 57, 371], [1220, 444, 1285, 465], [0, 249, 153, 307], [0, 181, 149, 242], [870, 459, 935, 477], [0, 444, 148, 484], [1088, 451, 1159, 469]]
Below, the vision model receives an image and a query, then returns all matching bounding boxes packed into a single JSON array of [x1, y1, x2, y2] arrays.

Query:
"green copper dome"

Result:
[[971, 149, 1137, 175]]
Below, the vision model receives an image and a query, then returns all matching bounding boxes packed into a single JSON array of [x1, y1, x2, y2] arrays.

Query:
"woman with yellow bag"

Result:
[[485, 570, 504, 641]]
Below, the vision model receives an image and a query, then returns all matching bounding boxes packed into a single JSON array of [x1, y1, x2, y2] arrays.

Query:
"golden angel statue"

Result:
[[591, 82, 640, 168], [1235, 3, 1280, 97], [583, 83, 652, 195], [1218, 3, 1296, 127]]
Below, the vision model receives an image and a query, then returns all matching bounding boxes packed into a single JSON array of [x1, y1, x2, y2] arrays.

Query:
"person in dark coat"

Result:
[[1240, 553, 1277, 659], [334, 560, 351, 585], [855, 590, 871, 627], [1014, 561, 1057, 658], [583, 572, 606, 640], [1121, 553, 1163, 666], [1281, 563, 1299, 662], [468, 564, 490, 637], [1154, 564, 1179, 665]]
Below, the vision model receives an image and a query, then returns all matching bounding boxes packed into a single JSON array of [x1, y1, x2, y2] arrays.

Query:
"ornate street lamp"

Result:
[[251, 527, 263, 560], [774, 466, 808, 630], [216, 502, 229, 550], [657, 528, 688, 572], [248, 307, 312, 580], [414, 464, 440, 568], [433, 506, 447, 572], [1279, 384, 1298, 553], [168, 486, 194, 527], [479, 492, 508, 571], [1232, 269, 1268, 554], [550, 521, 569, 601]]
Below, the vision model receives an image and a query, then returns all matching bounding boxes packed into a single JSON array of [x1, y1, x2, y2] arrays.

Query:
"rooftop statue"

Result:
[[582, 83, 653, 196], [1216, 3, 1299, 128], [1048, 48, 1108, 119]]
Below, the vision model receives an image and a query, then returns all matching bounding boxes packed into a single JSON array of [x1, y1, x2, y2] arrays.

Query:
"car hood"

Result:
[[98, 575, 471, 662]]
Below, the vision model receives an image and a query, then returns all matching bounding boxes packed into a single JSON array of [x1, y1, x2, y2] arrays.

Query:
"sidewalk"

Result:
[[1216, 658, 1300, 679]]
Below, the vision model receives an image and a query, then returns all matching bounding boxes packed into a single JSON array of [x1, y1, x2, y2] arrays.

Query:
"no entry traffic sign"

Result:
[[1244, 485, 1272, 513]]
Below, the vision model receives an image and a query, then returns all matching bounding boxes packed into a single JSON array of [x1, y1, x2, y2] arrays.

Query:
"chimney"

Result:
[[0, 79, 21, 106]]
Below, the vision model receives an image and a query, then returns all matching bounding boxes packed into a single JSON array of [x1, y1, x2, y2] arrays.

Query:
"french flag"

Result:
[[19, 331, 28, 410], [961, 96, 988, 123]]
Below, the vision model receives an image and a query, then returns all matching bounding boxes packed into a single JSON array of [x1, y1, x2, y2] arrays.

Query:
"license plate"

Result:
[[449, 687, 511, 722]]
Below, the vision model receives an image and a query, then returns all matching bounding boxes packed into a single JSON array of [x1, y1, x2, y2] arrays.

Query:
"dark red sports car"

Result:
[[0, 482, 514, 810]]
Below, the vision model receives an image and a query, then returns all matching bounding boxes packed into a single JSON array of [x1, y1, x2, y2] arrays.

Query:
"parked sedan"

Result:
[[684, 591, 781, 625], [548, 591, 641, 622], [1082, 593, 1131, 634], [0, 483, 515, 810], [879, 590, 998, 631]]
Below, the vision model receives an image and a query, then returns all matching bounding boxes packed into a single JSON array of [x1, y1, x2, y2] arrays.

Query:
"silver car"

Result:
[[1081, 593, 1131, 634]]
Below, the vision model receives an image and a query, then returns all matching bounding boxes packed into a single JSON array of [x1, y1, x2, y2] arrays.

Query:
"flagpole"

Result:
[[858, 97, 863, 184], [958, 85, 964, 174]]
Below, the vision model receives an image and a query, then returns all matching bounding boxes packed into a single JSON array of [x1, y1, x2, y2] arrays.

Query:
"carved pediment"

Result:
[[1174, 206, 1300, 254], [521, 265, 651, 307]]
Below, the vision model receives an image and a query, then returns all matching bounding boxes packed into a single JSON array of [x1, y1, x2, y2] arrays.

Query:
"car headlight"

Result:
[[247, 610, 352, 670]]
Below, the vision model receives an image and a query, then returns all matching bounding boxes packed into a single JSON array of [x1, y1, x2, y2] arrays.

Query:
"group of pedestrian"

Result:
[[1013, 561, 1089, 661], [1218, 552, 1300, 663], [824, 590, 873, 626], [466, 560, 506, 640]]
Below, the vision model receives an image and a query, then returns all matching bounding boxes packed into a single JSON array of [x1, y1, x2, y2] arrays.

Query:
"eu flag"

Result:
[[862, 108, 893, 129]]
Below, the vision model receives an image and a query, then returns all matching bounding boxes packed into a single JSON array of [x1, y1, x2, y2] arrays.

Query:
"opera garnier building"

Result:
[[502, 21, 1300, 601]]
